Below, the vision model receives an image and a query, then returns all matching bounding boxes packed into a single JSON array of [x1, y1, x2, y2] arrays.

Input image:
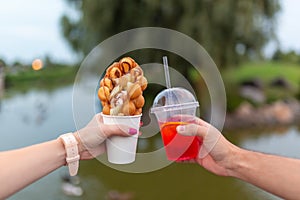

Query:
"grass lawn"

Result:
[[222, 61, 300, 90]]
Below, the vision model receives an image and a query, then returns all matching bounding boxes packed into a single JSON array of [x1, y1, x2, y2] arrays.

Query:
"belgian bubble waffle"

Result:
[[98, 57, 148, 115]]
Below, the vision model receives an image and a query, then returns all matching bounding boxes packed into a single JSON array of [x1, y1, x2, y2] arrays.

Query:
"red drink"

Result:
[[151, 87, 200, 161], [160, 121, 202, 161]]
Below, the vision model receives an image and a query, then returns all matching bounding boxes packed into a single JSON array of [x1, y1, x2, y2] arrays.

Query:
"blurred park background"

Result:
[[1, 0, 300, 199]]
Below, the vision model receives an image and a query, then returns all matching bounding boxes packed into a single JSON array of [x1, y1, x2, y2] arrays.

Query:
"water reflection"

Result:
[[1, 85, 299, 199], [0, 85, 75, 150], [240, 126, 300, 158]]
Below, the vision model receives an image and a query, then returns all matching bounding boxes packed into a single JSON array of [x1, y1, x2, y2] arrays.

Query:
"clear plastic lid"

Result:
[[151, 87, 199, 113]]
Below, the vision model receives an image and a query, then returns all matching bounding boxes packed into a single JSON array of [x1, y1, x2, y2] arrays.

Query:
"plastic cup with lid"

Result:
[[151, 87, 202, 161]]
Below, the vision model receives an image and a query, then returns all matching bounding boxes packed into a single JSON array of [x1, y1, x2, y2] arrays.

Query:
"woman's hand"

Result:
[[74, 113, 137, 160], [176, 117, 240, 176]]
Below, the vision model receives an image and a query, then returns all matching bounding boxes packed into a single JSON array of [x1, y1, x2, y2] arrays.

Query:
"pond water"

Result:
[[1, 85, 300, 200]]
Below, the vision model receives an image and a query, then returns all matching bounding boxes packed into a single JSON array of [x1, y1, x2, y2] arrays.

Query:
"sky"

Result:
[[276, 0, 300, 51], [0, 0, 78, 64], [0, 0, 299, 64]]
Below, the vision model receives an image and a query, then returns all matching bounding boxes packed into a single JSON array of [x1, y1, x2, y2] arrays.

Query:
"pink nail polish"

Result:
[[128, 128, 137, 135]]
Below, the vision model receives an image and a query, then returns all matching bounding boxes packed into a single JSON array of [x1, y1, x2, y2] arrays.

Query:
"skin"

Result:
[[176, 117, 300, 200], [0, 114, 135, 199]]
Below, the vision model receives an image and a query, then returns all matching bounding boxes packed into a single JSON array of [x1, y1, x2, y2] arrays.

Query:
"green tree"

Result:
[[0, 58, 6, 68], [61, 0, 280, 68], [272, 49, 300, 64]]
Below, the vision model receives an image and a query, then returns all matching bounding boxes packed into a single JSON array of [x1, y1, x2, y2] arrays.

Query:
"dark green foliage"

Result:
[[61, 0, 281, 69]]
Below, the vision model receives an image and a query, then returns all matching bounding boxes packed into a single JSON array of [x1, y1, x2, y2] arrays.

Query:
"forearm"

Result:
[[0, 139, 66, 199], [229, 149, 300, 199]]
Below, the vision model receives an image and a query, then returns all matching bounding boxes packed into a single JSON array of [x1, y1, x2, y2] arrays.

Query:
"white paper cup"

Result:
[[101, 112, 141, 164]]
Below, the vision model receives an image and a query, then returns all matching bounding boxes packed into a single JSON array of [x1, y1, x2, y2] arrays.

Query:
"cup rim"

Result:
[[100, 112, 142, 118], [150, 101, 199, 113]]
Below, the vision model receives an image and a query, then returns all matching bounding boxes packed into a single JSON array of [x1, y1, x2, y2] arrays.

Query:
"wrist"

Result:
[[56, 138, 67, 165], [225, 147, 248, 178], [73, 131, 85, 154]]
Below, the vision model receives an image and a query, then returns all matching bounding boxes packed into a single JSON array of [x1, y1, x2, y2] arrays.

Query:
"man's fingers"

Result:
[[176, 123, 208, 138], [194, 117, 210, 127], [176, 159, 197, 164], [170, 114, 210, 128]]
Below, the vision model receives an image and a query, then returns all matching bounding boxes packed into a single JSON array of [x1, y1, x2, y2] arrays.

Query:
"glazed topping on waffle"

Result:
[[98, 57, 147, 116]]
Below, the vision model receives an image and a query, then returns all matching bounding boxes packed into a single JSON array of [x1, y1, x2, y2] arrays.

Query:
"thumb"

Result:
[[176, 124, 208, 138]]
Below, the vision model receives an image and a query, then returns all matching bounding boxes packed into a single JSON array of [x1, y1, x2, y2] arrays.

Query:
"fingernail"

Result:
[[176, 125, 185, 132], [128, 128, 138, 135]]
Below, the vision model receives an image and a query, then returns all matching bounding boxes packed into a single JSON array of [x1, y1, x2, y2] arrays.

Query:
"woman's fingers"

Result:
[[79, 145, 106, 160], [101, 124, 138, 138], [77, 124, 138, 150], [89, 113, 139, 138], [96, 112, 103, 123]]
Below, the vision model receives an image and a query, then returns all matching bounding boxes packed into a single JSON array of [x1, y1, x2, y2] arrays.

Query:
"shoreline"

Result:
[[224, 99, 300, 130]]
